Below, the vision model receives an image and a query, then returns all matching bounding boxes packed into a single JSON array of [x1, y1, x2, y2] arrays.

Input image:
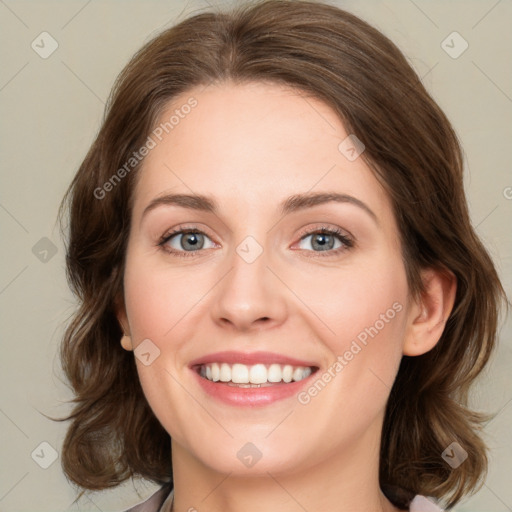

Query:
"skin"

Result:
[[117, 81, 456, 512]]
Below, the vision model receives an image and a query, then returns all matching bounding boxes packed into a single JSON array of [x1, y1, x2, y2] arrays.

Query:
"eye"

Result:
[[158, 225, 354, 258], [158, 227, 216, 257], [295, 226, 354, 256]]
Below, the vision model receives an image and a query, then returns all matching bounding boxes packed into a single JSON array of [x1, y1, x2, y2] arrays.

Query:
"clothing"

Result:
[[122, 483, 444, 512], [123, 482, 173, 512]]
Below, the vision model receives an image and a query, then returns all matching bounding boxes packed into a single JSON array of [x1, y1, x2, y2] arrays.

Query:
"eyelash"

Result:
[[157, 225, 354, 258]]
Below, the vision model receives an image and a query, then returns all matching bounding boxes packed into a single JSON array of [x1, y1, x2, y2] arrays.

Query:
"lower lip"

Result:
[[191, 367, 318, 407]]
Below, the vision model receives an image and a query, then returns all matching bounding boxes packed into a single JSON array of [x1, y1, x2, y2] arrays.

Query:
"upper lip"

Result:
[[189, 351, 319, 368]]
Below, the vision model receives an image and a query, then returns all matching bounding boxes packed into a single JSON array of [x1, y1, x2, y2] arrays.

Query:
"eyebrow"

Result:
[[141, 191, 378, 223]]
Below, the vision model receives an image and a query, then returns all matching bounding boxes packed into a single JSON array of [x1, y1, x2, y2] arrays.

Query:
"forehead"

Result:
[[131, 81, 393, 224]]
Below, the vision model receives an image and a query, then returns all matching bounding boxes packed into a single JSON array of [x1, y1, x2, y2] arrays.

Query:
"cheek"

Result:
[[123, 253, 184, 340], [334, 273, 407, 353], [297, 254, 408, 396], [295, 253, 408, 349], [290, 266, 408, 452], [122, 255, 196, 439]]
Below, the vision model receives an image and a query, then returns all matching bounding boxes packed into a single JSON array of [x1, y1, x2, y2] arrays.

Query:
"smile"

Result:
[[197, 362, 314, 386]]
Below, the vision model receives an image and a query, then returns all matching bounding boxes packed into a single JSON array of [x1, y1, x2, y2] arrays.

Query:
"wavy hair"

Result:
[[56, 0, 507, 508]]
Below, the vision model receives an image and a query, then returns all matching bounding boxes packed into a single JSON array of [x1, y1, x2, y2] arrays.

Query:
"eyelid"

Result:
[[295, 224, 353, 241], [292, 224, 355, 255], [159, 223, 215, 242], [158, 224, 218, 251], [158, 223, 355, 257]]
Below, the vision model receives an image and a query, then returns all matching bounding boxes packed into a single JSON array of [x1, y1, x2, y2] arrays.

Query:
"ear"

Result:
[[403, 267, 457, 356], [114, 294, 133, 352]]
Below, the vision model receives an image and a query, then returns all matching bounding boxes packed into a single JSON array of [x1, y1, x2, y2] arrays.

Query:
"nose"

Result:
[[210, 242, 288, 333]]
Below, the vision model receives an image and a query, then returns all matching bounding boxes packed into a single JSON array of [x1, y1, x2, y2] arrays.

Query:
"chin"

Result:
[[192, 441, 303, 476]]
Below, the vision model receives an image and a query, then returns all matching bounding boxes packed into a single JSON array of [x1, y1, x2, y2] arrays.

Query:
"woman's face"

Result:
[[120, 81, 413, 477]]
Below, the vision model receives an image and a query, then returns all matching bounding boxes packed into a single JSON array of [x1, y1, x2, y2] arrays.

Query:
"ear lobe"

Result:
[[120, 334, 133, 351], [403, 267, 457, 356]]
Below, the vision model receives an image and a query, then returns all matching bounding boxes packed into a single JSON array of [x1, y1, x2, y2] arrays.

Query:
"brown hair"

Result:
[[56, 0, 507, 508]]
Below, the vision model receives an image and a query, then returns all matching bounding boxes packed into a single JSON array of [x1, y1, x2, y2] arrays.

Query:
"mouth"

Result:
[[188, 350, 321, 406], [192, 362, 320, 387]]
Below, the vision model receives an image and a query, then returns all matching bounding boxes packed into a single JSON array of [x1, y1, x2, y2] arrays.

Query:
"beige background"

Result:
[[0, 0, 510, 510]]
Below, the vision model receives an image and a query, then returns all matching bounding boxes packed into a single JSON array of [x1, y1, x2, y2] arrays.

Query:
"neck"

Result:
[[169, 422, 401, 512]]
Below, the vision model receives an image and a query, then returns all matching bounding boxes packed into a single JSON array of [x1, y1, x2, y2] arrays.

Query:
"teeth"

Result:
[[198, 362, 313, 384], [219, 363, 231, 382]]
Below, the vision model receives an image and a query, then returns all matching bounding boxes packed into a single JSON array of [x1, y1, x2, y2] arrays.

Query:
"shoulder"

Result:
[[409, 495, 444, 512], [122, 482, 173, 512]]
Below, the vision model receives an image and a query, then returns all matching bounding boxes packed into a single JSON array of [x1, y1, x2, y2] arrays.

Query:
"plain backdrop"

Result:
[[0, 0, 511, 510]]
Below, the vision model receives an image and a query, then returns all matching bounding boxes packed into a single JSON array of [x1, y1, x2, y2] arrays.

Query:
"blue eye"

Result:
[[159, 228, 215, 257], [158, 225, 354, 258], [295, 226, 354, 256]]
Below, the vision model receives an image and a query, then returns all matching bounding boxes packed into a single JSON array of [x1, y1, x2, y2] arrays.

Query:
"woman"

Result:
[[56, 1, 506, 511]]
